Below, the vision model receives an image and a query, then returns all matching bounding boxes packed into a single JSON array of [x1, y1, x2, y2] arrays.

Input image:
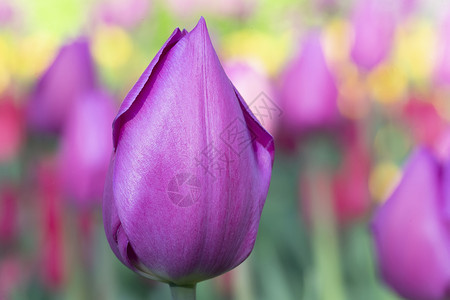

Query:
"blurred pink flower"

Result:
[[372, 148, 450, 300], [27, 38, 97, 132], [280, 31, 339, 134], [58, 91, 116, 208], [0, 1, 14, 24], [350, 0, 396, 71], [224, 60, 280, 136], [332, 126, 371, 223], [402, 98, 447, 150], [96, 0, 151, 28], [0, 96, 24, 163], [434, 12, 450, 86]]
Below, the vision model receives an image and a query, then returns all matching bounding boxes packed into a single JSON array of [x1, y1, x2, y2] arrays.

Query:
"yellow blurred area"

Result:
[[369, 162, 402, 203], [15, 34, 58, 82], [15, 0, 88, 39], [322, 17, 352, 66], [393, 19, 436, 89], [336, 63, 370, 120], [367, 62, 408, 104], [0, 32, 57, 92], [0, 34, 13, 94], [221, 29, 292, 76], [93, 25, 134, 70]]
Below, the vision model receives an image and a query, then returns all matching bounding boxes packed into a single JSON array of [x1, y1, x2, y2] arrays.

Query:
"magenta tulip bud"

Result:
[[103, 17, 274, 288], [59, 91, 116, 208], [280, 31, 339, 133], [350, 0, 396, 71], [371, 148, 450, 300], [27, 38, 96, 132]]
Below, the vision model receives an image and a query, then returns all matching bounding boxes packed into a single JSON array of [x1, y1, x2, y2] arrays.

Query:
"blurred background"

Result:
[[1, 0, 450, 299]]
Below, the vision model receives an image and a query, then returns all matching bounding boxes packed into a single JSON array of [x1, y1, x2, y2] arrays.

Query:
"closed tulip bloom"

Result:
[[27, 38, 96, 132], [59, 91, 116, 207], [280, 31, 338, 133], [350, 0, 396, 71], [371, 148, 450, 300], [103, 16, 274, 291]]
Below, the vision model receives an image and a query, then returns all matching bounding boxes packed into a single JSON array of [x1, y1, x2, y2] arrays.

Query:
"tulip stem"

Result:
[[169, 284, 196, 300]]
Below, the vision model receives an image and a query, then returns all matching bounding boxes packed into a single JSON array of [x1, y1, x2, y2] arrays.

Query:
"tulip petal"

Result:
[[112, 27, 187, 149]]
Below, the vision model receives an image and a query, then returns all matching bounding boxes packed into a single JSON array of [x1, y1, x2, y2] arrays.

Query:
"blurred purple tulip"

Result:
[[434, 12, 450, 86], [350, 0, 396, 71], [59, 91, 116, 208], [280, 31, 339, 133], [103, 17, 274, 286], [27, 38, 97, 132], [371, 148, 450, 300], [224, 60, 280, 136]]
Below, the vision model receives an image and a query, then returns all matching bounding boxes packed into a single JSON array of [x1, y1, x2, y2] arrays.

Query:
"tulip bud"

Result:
[[371, 148, 450, 300], [279, 31, 339, 134], [103, 17, 274, 288], [59, 90, 116, 208], [27, 38, 96, 132], [350, 0, 396, 71]]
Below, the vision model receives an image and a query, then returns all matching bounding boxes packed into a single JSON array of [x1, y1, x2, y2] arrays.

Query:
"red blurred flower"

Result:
[[37, 159, 65, 290], [0, 96, 24, 163]]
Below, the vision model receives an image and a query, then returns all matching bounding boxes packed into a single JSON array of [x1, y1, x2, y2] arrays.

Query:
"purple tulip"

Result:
[[27, 38, 96, 132], [59, 91, 116, 208], [103, 17, 274, 290], [350, 0, 396, 71], [279, 31, 339, 133], [371, 148, 450, 300]]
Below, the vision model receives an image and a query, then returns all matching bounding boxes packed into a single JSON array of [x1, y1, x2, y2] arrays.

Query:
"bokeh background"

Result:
[[1, 0, 449, 299]]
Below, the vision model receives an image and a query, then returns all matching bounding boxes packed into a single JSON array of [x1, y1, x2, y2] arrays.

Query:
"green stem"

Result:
[[169, 284, 196, 300]]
